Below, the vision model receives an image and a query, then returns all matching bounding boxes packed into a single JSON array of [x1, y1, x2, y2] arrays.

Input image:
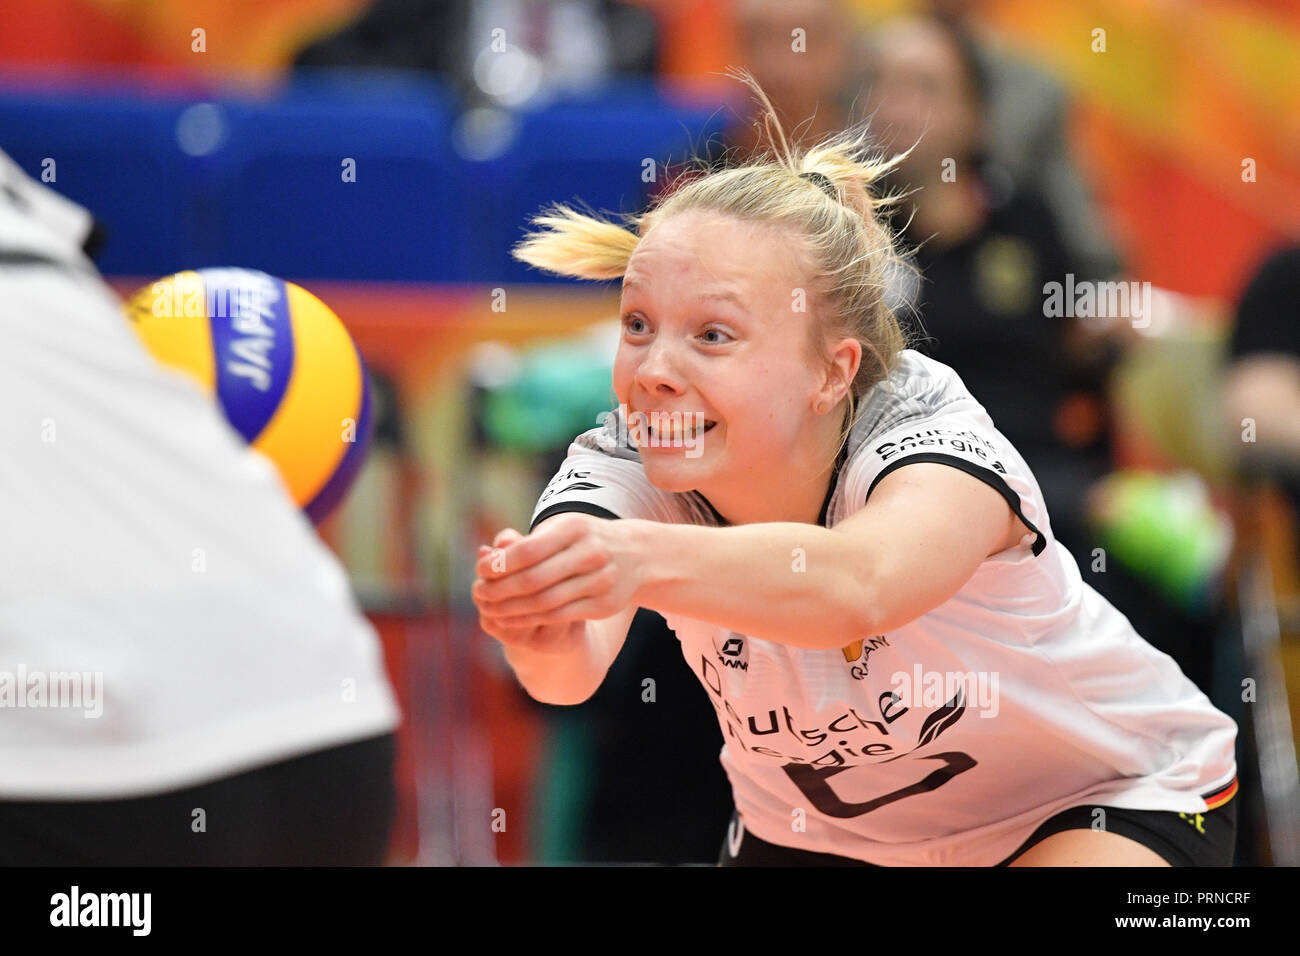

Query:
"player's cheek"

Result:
[[610, 354, 636, 406]]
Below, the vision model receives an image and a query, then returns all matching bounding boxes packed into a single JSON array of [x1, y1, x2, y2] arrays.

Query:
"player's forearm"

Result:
[[628, 520, 876, 651], [502, 622, 612, 706]]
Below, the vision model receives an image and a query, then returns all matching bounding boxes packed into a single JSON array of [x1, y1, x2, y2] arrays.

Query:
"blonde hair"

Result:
[[511, 67, 916, 459]]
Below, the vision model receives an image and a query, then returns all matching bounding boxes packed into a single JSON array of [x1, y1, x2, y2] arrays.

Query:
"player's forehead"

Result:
[[623, 210, 810, 310]]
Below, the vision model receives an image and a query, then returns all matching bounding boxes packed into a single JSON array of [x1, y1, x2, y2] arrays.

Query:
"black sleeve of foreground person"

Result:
[[0, 734, 396, 866]]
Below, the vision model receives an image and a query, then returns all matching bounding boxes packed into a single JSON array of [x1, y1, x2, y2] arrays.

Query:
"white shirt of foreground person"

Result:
[[531, 349, 1239, 866], [0, 151, 400, 799]]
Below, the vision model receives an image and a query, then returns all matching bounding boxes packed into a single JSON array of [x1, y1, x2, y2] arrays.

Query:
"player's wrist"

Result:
[[501, 622, 604, 704], [625, 518, 688, 611], [619, 518, 655, 608]]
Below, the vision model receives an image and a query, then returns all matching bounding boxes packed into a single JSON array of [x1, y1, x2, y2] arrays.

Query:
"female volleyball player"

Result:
[[471, 73, 1239, 866]]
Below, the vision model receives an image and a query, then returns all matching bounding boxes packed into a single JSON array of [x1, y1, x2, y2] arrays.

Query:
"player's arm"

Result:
[[478, 463, 1029, 651], [479, 520, 638, 707], [475, 435, 684, 705], [507, 607, 638, 705], [492, 604, 638, 707], [637, 463, 1027, 647]]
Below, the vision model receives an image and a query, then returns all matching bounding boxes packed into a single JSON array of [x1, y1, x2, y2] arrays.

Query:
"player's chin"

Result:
[[639, 439, 717, 491]]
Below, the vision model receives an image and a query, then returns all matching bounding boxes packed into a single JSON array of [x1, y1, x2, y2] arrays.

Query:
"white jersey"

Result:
[[530, 349, 1238, 866], [0, 150, 400, 799]]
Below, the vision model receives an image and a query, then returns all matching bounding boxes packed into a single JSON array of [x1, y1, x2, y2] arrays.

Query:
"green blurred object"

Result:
[[482, 338, 615, 453], [1088, 469, 1233, 615]]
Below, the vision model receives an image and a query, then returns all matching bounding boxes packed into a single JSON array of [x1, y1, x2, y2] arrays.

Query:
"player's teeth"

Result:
[[651, 421, 714, 440]]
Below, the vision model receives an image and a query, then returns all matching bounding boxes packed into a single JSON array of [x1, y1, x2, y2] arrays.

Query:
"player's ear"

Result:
[[816, 336, 860, 413]]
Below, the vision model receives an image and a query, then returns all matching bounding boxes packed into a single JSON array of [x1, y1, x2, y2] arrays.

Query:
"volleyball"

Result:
[[123, 267, 372, 524]]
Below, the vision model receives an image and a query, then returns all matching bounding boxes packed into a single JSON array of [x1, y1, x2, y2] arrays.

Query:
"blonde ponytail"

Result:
[[510, 202, 640, 281]]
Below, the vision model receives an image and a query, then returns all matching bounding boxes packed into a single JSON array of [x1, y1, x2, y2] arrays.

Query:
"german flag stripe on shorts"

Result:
[[1202, 775, 1238, 810]]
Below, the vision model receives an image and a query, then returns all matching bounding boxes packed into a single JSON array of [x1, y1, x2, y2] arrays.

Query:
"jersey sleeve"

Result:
[[529, 409, 712, 530], [841, 398, 1050, 558]]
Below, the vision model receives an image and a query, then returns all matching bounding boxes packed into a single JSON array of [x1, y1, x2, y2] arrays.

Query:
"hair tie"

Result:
[[799, 170, 837, 199]]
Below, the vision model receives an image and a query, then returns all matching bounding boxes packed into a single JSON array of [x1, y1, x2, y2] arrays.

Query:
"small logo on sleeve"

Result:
[[556, 481, 602, 494], [539, 468, 602, 502]]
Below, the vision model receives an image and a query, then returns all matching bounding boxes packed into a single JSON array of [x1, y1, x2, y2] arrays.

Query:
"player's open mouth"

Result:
[[647, 419, 717, 441]]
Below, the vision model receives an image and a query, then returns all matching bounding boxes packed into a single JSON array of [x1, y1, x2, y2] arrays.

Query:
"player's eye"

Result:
[[622, 314, 649, 335], [700, 326, 733, 345]]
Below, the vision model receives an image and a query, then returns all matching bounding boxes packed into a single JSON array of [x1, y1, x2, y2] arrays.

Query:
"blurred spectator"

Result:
[[1219, 244, 1300, 868], [724, 0, 858, 156], [862, 13, 1116, 556], [648, 0, 859, 171], [859, 13, 1227, 696], [1222, 245, 1300, 529], [649, 0, 862, 189], [294, 0, 659, 104], [917, 0, 1122, 280]]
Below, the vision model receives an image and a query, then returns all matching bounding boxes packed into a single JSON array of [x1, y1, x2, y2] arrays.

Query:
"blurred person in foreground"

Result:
[[0, 150, 400, 865]]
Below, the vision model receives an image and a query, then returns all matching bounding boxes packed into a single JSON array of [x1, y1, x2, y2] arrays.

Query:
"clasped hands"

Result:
[[472, 513, 645, 637]]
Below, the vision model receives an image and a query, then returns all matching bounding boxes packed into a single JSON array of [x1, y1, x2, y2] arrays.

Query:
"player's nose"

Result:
[[633, 337, 687, 395]]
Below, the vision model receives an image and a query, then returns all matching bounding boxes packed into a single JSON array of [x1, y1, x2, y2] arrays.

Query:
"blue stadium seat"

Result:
[[209, 71, 465, 282], [464, 81, 732, 286], [0, 73, 734, 286]]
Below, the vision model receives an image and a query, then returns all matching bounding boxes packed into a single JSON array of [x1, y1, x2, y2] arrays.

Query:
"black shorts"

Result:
[[0, 732, 396, 866], [718, 791, 1238, 867]]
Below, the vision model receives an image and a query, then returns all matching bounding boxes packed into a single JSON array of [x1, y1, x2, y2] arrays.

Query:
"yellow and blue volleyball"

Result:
[[124, 267, 373, 525]]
